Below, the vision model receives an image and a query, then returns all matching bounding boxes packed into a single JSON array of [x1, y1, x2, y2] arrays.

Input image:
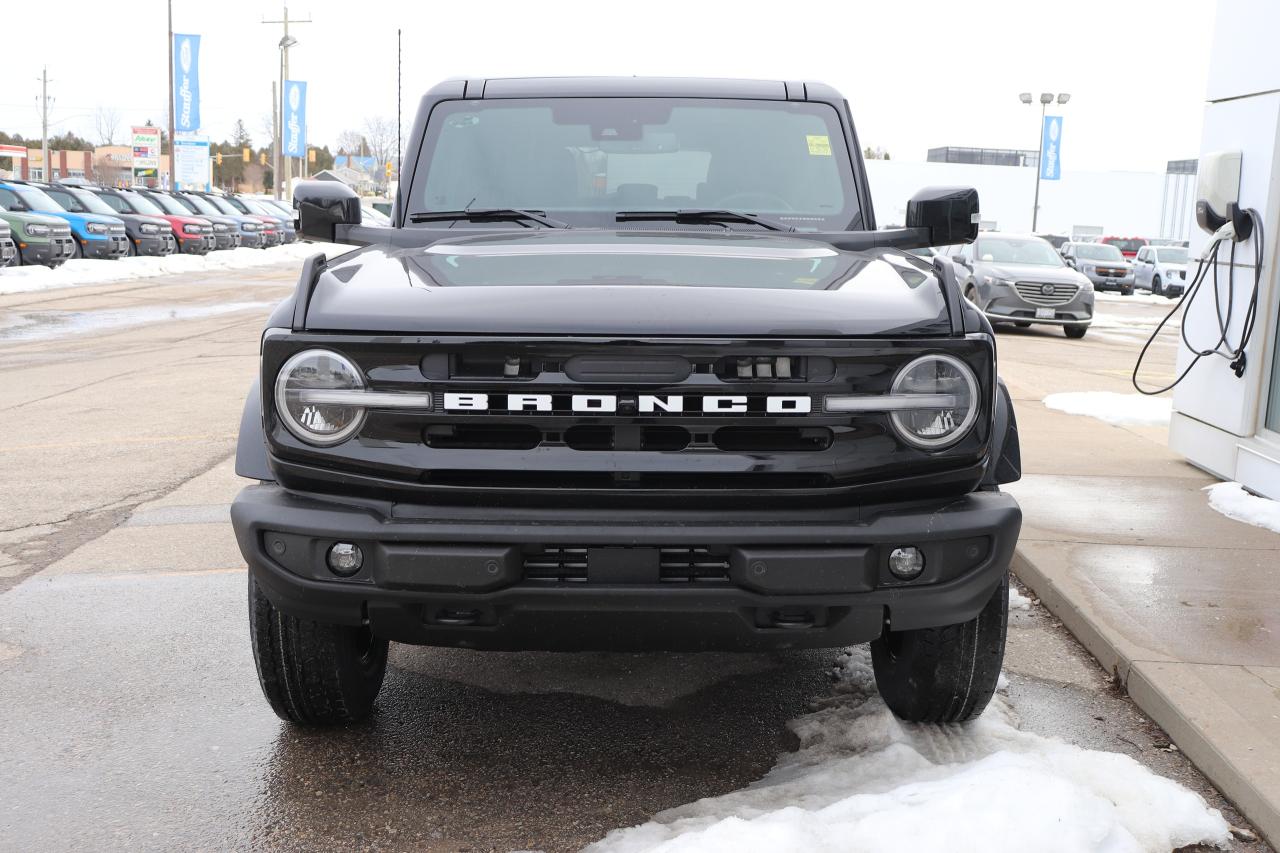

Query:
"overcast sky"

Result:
[[3, 0, 1214, 173]]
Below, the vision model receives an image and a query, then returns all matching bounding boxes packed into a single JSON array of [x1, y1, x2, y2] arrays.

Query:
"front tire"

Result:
[[248, 574, 388, 725], [871, 570, 1008, 723], [1152, 276, 1162, 295], [1064, 325, 1088, 339]]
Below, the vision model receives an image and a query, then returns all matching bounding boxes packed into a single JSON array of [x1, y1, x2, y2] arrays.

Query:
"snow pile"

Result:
[[1008, 586, 1033, 610], [1043, 391, 1172, 427], [588, 649, 1230, 853], [1095, 291, 1180, 306], [0, 242, 350, 295], [1206, 482, 1280, 535]]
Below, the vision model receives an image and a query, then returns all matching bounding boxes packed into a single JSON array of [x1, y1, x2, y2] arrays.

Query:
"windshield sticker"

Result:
[[806, 135, 832, 156]]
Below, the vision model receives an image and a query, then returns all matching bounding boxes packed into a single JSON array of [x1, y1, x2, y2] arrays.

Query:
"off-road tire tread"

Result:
[[248, 575, 388, 725], [871, 571, 1008, 723]]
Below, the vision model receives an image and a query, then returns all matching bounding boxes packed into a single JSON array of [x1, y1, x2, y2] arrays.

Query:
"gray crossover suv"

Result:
[[1061, 241, 1135, 294], [945, 233, 1094, 339]]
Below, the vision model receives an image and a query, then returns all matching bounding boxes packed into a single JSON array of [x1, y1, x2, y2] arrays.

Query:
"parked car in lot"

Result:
[[158, 191, 240, 250], [187, 191, 278, 247], [0, 220, 17, 267], [132, 188, 217, 255], [943, 233, 1093, 338], [1099, 235, 1148, 260], [0, 180, 128, 260], [84, 186, 179, 256], [45, 183, 175, 257], [234, 196, 297, 243], [1134, 244, 1189, 297], [1061, 241, 1134, 294], [177, 191, 266, 248], [1035, 232, 1070, 251], [0, 187, 74, 267]]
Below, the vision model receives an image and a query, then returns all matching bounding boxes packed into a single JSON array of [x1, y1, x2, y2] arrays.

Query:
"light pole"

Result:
[[1021, 91, 1070, 232], [263, 7, 311, 199]]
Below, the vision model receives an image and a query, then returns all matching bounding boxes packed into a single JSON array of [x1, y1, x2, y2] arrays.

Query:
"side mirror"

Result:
[[293, 179, 361, 243], [906, 186, 979, 246]]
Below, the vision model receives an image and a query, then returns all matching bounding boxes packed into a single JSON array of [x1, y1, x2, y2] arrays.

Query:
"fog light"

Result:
[[327, 542, 363, 576], [888, 546, 925, 580]]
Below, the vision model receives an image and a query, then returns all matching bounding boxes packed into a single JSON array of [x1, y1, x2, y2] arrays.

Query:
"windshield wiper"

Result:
[[615, 209, 795, 232], [408, 208, 569, 228]]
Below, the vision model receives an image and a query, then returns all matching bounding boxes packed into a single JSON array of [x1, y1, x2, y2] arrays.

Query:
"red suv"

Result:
[[1099, 236, 1148, 260]]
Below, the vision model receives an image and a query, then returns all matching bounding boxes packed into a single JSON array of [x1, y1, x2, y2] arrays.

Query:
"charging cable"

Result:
[[1132, 207, 1264, 395]]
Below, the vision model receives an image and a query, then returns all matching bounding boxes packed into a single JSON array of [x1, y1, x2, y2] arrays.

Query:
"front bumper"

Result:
[[82, 235, 130, 259], [20, 236, 75, 266], [213, 232, 237, 250], [176, 233, 214, 255], [239, 232, 265, 249], [1083, 271, 1134, 292], [134, 234, 172, 256], [984, 288, 1093, 328], [0, 236, 15, 266], [232, 485, 1021, 651]]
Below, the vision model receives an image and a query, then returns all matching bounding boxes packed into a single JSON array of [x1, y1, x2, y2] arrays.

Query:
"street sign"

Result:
[[283, 80, 307, 157], [131, 125, 162, 182], [173, 135, 211, 191], [1040, 115, 1063, 181], [173, 34, 202, 133]]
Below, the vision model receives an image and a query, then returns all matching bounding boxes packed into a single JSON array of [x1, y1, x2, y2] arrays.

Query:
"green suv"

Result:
[[0, 187, 75, 268]]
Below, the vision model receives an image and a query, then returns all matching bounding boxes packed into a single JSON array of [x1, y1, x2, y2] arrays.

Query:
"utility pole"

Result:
[[37, 67, 52, 181], [263, 6, 310, 200], [167, 0, 175, 189]]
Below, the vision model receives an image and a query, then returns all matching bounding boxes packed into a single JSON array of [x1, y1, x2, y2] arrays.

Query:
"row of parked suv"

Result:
[[0, 179, 299, 268]]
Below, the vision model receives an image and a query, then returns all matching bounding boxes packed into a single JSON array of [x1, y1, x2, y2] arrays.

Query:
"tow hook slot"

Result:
[[767, 607, 818, 629], [432, 607, 484, 626]]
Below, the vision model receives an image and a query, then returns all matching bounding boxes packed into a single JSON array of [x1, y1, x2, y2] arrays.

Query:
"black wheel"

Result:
[[964, 285, 979, 306], [70, 240, 83, 260], [128, 239, 139, 257], [871, 570, 1008, 723], [248, 574, 388, 725], [1064, 325, 1088, 339], [1151, 276, 1162, 295], [1121, 287, 1133, 295], [1014, 321, 1032, 329]]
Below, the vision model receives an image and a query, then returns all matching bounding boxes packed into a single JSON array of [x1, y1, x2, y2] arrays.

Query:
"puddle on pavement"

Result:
[[0, 301, 277, 342]]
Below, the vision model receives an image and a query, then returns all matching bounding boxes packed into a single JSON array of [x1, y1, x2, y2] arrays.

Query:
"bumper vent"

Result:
[[522, 546, 730, 583]]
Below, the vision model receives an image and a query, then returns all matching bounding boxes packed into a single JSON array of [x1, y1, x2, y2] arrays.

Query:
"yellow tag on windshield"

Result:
[[806, 134, 832, 156]]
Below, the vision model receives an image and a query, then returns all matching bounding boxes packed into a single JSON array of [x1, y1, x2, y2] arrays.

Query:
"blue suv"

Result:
[[0, 180, 129, 260]]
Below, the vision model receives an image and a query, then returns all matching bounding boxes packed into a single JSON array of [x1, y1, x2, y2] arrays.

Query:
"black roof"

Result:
[[426, 76, 843, 102]]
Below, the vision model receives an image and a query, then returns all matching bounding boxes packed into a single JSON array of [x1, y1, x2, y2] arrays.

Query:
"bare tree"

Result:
[[363, 116, 396, 181], [94, 107, 121, 146], [335, 130, 366, 158]]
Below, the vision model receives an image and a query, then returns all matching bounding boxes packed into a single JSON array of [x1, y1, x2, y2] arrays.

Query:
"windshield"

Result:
[[1074, 244, 1124, 261], [10, 185, 64, 214], [1103, 237, 1146, 253], [120, 191, 165, 216], [1156, 248, 1188, 264], [168, 193, 201, 214], [410, 97, 860, 230], [242, 199, 276, 217], [206, 195, 240, 215], [66, 187, 119, 216], [182, 194, 221, 216], [975, 237, 1063, 266], [146, 192, 189, 216]]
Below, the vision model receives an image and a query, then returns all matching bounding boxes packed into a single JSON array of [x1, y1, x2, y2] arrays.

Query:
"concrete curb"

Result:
[[1012, 546, 1280, 847]]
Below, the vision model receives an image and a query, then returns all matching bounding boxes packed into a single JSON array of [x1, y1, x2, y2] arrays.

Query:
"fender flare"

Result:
[[984, 379, 1022, 487], [235, 379, 273, 481]]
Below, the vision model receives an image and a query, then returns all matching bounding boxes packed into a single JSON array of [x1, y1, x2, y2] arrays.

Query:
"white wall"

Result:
[[864, 159, 1188, 238]]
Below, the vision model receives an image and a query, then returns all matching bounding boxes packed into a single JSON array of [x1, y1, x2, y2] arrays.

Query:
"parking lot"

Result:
[[0, 260, 1265, 851]]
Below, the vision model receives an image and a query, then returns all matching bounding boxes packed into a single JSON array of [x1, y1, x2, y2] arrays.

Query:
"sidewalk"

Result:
[[1004, 390, 1280, 846]]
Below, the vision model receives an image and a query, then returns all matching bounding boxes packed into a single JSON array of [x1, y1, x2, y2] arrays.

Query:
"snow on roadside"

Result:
[[0, 242, 351, 296], [1009, 586, 1032, 610], [587, 648, 1230, 853], [1043, 391, 1172, 428], [1095, 291, 1181, 307], [1206, 482, 1280, 535]]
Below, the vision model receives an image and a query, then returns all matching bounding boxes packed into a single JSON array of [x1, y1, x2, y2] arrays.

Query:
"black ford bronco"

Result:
[[232, 77, 1022, 726]]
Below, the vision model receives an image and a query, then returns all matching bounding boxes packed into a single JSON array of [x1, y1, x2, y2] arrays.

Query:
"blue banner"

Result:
[[1040, 115, 1063, 181], [173, 34, 202, 133], [284, 80, 307, 157]]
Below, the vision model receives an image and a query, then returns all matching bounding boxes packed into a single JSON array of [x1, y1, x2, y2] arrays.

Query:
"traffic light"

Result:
[[308, 148, 316, 164], [385, 161, 393, 179], [215, 151, 223, 166], [260, 152, 267, 166], [242, 147, 250, 163]]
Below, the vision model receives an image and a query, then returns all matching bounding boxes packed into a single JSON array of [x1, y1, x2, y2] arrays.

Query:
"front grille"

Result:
[[1013, 281, 1080, 306], [1096, 266, 1127, 277], [522, 546, 730, 583]]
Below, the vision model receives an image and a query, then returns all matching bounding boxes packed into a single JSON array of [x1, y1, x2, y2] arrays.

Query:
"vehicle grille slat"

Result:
[[1013, 281, 1080, 306]]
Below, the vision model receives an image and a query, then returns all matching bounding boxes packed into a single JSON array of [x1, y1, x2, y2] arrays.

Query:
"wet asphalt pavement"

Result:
[[0, 266, 1267, 851]]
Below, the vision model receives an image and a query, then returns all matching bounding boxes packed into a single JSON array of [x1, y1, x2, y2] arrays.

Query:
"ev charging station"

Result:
[[1167, 0, 1280, 500]]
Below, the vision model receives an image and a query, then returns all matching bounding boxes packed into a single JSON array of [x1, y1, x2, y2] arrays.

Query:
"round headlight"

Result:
[[889, 354, 980, 449], [274, 349, 366, 446]]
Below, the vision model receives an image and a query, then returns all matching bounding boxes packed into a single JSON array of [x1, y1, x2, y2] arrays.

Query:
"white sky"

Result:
[[2, 0, 1214, 173]]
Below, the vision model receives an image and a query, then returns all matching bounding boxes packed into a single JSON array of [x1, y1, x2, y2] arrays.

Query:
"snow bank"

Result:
[[1009, 586, 1033, 610], [1095, 291, 1181, 306], [0, 242, 350, 295], [1043, 391, 1172, 427], [1206, 482, 1280, 534], [588, 649, 1230, 853]]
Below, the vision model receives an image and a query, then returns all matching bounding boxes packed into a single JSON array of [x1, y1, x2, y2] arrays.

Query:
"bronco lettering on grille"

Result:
[[441, 393, 812, 415]]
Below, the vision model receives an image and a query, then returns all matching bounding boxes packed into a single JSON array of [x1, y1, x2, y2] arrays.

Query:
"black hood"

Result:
[[301, 231, 952, 337]]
